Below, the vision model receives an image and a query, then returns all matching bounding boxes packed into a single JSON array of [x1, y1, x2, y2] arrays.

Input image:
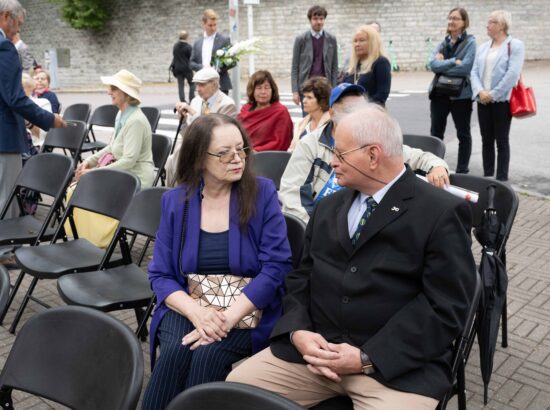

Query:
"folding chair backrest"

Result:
[[0, 306, 143, 410], [141, 106, 161, 132], [284, 213, 307, 269], [15, 153, 73, 197], [166, 382, 304, 410], [152, 133, 171, 185], [89, 104, 119, 128], [42, 120, 88, 155], [69, 169, 140, 220], [62, 103, 91, 123], [0, 266, 10, 316], [252, 151, 292, 190], [403, 134, 446, 159], [449, 174, 519, 254], [119, 187, 169, 238]]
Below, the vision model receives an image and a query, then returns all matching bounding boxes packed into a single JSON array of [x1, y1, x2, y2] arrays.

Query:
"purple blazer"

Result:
[[148, 177, 293, 367]]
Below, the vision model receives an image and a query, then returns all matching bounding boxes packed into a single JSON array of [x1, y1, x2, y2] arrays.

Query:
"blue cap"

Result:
[[329, 83, 366, 107]]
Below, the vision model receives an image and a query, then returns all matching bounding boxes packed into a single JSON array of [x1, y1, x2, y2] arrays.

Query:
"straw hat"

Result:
[[101, 69, 142, 103]]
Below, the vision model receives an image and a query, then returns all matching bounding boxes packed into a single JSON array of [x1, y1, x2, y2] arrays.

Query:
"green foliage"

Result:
[[54, 0, 113, 30]]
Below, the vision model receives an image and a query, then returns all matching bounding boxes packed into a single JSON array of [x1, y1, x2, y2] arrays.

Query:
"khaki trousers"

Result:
[[227, 348, 439, 410]]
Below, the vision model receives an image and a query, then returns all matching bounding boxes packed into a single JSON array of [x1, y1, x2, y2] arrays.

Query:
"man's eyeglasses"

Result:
[[207, 147, 249, 164], [332, 144, 370, 162]]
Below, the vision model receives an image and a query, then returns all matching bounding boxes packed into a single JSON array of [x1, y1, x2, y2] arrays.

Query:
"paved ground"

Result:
[[0, 63, 549, 409]]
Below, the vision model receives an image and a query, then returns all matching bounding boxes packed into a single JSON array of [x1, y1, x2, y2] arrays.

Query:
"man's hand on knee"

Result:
[[303, 342, 362, 379], [292, 330, 340, 359]]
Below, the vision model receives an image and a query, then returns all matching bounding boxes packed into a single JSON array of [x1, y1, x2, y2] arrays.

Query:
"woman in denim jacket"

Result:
[[429, 7, 476, 174], [471, 10, 524, 181]]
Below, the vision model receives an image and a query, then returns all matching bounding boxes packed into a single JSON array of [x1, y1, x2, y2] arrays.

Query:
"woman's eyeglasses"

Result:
[[207, 147, 249, 163]]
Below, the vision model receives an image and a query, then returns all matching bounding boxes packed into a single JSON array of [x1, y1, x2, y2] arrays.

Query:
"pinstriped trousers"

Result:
[[141, 310, 252, 410]]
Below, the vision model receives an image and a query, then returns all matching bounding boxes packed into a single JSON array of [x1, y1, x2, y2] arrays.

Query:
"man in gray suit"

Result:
[[190, 9, 232, 94], [291, 5, 338, 108]]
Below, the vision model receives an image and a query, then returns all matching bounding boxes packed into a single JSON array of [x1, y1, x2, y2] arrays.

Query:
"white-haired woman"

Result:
[[340, 25, 391, 106], [470, 10, 524, 181]]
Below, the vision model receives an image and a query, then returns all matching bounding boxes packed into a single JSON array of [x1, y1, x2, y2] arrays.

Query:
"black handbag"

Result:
[[433, 75, 465, 97]]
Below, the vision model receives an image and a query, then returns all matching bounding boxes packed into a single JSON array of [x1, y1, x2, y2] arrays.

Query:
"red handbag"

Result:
[[510, 77, 536, 118]]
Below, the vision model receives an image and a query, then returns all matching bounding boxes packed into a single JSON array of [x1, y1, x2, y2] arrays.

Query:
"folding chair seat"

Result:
[[252, 151, 292, 190], [81, 104, 119, 154], [40, 120, 88, 165], [0, 306, 143, 410], [141, 106, 161, 132], [6, 169, 140, 334], [450, 174, 519, 348], [0, 153, 73, 249], [62, 103, 91, 123], [403, 134, 446, 159], [152, 133, 172, 186], [57, 187, 168, 337]]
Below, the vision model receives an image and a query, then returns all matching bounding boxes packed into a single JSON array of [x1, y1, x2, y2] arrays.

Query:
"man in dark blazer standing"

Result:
[[228, 105, 476, 409], [190, 9, 232, 95], [0, 1, 65, 219], [291, 5, 338, 108], [171, 30, 193, 102]]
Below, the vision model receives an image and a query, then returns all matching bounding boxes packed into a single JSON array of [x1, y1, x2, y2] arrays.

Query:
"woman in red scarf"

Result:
[[238, 70, 293, 151]]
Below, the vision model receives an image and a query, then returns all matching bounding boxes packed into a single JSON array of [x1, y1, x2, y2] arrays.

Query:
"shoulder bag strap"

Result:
[[178, 199, 189, 278]]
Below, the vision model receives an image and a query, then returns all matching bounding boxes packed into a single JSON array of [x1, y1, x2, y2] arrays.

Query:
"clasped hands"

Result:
[[181, 304, 236, 351], [292, 330, 362, 382]]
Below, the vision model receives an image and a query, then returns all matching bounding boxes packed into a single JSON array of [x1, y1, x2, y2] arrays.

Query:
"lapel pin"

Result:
[[391, 206, 400, 212]]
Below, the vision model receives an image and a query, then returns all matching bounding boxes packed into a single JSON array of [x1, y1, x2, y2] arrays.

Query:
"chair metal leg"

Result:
[[136, 297, 155, 341], [9, 276, 39, 334], [457, 360, 467, 410], [501, 297, 508, 348], [0, 271, 26, 325]]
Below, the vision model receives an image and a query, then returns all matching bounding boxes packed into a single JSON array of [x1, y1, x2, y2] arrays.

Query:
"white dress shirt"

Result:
[[202, 32, 216, 68]]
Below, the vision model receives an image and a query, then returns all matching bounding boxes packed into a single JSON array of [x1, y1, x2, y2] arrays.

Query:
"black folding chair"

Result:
[[141, 106, 161, 132], [450, 174, 519, 348], [40, 120, 88, 165], [62, 103, 91, 123], [166, 382, 304, 410], [0, 306, 143, 410], [0, 267, 10, 317], [81, 104, 119, 154], [6, 169, 140, 334], [283, 213, 306, 269], [403, 134, 446, 159], [57, 187, 168, 338], [152, 133, 172, 186], [252, 151, 292, 190]]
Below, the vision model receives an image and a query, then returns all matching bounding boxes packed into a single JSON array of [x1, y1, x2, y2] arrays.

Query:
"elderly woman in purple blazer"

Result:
[[142, 114, 292, 409]]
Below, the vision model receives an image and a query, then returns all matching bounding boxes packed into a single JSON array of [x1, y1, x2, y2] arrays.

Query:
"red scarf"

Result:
[[237, 102, 293, 152]]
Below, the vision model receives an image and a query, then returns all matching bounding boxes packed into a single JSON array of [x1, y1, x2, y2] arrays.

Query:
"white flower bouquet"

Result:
[[211, 37, 263, 70]]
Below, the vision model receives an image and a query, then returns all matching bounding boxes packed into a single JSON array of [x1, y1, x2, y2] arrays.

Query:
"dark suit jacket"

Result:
[[171, 40, 192, 76], [270, 168, 476, 400], [0, 32, 54, 153], [190, 33, 232, 91]]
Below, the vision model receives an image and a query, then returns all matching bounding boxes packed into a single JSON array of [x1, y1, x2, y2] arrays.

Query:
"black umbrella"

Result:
[[474, 184, 507, 405]]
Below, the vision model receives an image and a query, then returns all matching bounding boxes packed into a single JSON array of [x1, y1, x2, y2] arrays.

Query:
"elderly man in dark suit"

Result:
[[0, 0, 65, 220], [228, 104, 476, 409], [291, 5, 338, 109], [189, 9, 232, 95]]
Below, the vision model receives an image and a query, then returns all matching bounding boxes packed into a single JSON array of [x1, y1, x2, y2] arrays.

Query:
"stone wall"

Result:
[[20, 0, 548, 87]]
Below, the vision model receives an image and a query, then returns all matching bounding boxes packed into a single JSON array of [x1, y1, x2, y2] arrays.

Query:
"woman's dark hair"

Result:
[[246, 70, 279, 108], [448, 7, 469, 32], [300, 76, 331, 112], [175, 114, 257, 229], [307, 5, 327, 20]]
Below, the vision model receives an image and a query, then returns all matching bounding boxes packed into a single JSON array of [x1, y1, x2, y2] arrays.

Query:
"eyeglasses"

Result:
[[448, 16, 463, 21], [207, 147, 248, 163], [332, 144, 370, 162]]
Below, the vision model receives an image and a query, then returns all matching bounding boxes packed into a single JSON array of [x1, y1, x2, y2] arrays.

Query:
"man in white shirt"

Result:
[[190, 9, 232, 94]]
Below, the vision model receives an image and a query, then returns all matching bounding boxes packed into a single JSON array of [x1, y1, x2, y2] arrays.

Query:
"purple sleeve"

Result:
[[242, 180, 293, 309]]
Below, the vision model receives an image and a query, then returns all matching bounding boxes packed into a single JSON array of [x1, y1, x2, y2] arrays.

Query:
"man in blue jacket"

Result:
[[0, 0, 65, 219]]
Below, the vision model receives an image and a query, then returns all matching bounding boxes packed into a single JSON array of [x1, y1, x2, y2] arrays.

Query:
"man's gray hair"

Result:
[[0, 0, 26, 18], [344, 104, 403, 157]]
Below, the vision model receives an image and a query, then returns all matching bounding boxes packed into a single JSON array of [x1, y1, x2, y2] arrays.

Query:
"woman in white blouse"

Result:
[[470, 10, 524, 181]]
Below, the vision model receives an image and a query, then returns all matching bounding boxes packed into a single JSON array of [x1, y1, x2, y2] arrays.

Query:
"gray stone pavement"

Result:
[[1, 63, 549, 408]]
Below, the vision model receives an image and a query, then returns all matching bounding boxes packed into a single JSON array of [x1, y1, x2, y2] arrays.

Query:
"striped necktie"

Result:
[[202, 99, 210, 115], [351, 197, 377, 246]]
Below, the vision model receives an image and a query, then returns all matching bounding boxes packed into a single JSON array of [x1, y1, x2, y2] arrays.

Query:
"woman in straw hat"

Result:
[[70, 69, 154, 248], [75, 69, 154, 186]]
